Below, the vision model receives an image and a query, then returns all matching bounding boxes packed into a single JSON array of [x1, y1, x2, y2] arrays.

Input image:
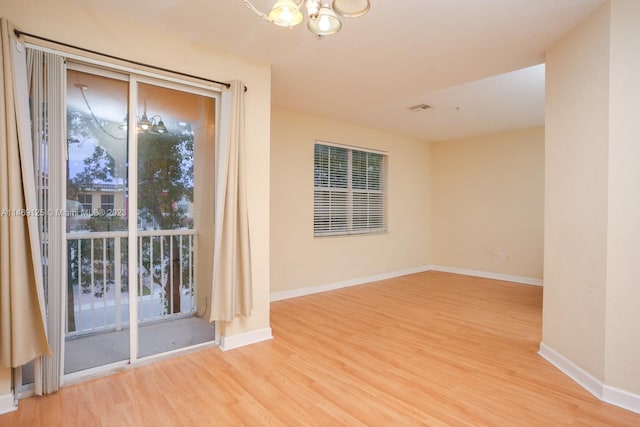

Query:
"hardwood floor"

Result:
[[2, 271, 639, 426]]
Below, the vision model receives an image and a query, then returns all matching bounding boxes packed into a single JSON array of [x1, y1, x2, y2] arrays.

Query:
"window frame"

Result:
[[313, 141, 387, 237], [100, 194, 115, 211], [77, 193, 93, 213], [20, 39, 224, 395]]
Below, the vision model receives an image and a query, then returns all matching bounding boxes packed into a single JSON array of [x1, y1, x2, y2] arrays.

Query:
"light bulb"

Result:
[[138, 113, 151, 131], [268, 0, 303, 27], [307, 6, 341, 35], [318, 15, 330, 32], [280, 8, 292, 23]]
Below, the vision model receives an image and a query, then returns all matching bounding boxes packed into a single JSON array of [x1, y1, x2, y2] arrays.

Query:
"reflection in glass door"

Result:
[[63, 67, 216, 376], [135, 81, 216, 358], [65, 68, 130, 374]]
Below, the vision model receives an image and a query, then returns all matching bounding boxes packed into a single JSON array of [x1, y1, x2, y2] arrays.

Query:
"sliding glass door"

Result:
[[135, 81, 216, 359], [65, 68, 130, 373], [63, 65, 216, 376]]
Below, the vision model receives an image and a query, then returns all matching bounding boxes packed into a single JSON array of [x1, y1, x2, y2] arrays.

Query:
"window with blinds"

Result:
[[314, 142, 386, 236]]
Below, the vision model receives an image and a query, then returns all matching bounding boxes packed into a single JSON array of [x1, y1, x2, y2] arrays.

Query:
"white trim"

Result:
[[270, 265, 432, 302], [128, 76, 140, 364], [16, 384, 34, 401], [315, 139, 387, 155], [429, 265, 543, 286], [603, 384, 640, 414], [270, 265, 540, 302], [67, 62, 129, 82], [0, 393, 17, 415], [538, 343, 603, 398], [25, 42, 224, 93], [220, 327, 273, 351], [539, 342, 640, 414]]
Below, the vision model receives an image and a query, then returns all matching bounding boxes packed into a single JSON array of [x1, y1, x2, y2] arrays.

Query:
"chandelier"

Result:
[[137, 114, 168, 134], [119, 113, 168, 134], [243, 0, 371, 36], [76, 84, 168, 136]]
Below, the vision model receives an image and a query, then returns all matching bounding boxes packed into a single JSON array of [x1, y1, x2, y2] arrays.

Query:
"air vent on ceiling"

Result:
[[409, 103, 433, 112]]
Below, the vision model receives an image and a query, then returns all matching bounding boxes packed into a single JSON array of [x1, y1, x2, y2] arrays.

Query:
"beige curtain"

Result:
[[210, 80, 253, 322], [0, 18, 51, 368]]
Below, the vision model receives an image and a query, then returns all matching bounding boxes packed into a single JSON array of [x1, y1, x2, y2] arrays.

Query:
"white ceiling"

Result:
[[71, 0, 605, 141]]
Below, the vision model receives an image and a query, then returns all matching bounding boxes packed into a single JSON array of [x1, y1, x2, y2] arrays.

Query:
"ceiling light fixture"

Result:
[[78, 84, 169, 136], [243, 0, 370, 36], [119, 113, 168, 134], [138, 113, 152, 131], [149, 115, 168, 134]]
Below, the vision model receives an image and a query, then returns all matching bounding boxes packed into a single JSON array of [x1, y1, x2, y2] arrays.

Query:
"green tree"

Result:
[[66, 109, 194, 331], [67, 110, 128, 331], [137, 130, 194, 314]]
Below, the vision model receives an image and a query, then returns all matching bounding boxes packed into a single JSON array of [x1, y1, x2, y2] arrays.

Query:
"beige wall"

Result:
[[431, 127, 544, 279], [0, 0, 271, 393], [270, 108, 430, 293], [544, 0, 640, 397], [543, 0, 610, 383], [605, 0, 640, 395]]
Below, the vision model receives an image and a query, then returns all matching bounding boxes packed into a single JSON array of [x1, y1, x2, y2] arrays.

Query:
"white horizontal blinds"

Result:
[[314, 143, 386, 236], [351, 150, 385, 232], [314, 144, 348, 234]]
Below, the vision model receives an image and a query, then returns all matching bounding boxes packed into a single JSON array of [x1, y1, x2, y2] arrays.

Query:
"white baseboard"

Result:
[[429, 265, 543, 286], [270, 265, 432, 302], [603, 384, 640, 414], [270, 265, 540, 302], [220, 327, 273, 351], [538, 343, 603, 398], [0, 393, 16, 415], [539, 342, 640, 414]]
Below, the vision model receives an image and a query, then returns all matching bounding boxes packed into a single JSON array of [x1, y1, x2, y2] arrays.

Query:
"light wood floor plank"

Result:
[[1, 271, 639, 426]]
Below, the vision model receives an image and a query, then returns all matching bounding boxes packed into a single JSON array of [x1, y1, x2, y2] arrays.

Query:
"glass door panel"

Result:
[[136, 82, 216, 358], [65, 69, 130, 373]]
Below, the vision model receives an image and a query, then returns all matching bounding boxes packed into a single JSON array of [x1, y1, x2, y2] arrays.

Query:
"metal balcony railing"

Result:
[[66, 229, 197, 336]]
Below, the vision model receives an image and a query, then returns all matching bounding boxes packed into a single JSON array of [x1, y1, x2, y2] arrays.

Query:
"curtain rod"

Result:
[[13, 29, 244, 91]]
